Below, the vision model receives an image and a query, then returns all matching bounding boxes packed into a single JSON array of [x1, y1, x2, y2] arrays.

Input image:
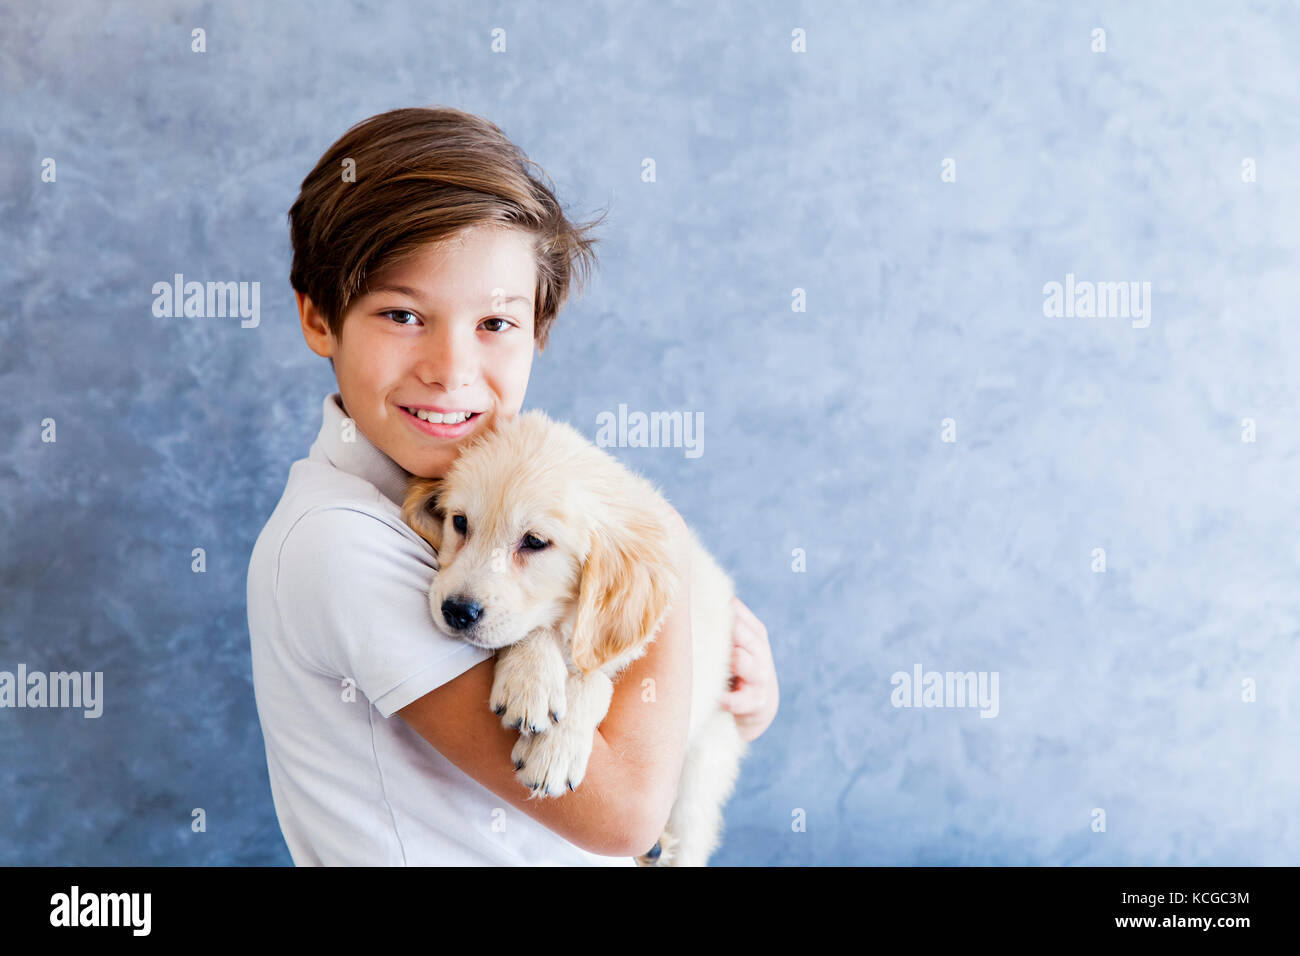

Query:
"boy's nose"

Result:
[[442, 596, 484, 630], [417, 325, 480, 391]]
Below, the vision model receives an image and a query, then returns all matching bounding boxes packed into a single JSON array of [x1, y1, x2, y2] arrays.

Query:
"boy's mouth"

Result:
[[399, 405, 482, 437], [400, 406, 478, 424]]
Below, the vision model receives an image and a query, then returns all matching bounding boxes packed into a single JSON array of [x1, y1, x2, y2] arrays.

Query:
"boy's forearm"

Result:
[[592, 517, 693, 843]]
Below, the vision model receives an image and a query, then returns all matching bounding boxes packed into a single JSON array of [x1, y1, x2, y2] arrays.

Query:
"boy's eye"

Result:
[[452, 514, 467, 535], [383, 311, 511, 331]]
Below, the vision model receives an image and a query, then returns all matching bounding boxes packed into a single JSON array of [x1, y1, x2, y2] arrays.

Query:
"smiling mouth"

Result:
[[398, 406, 486, 439], [400, 407, 480, 425]]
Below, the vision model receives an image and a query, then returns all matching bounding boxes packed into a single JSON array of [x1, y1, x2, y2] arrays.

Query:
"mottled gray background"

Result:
[[2, 0, 1298, 865]]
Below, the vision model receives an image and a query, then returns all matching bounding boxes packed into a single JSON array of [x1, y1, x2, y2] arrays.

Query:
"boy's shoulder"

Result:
[[286, 452, 394, 516], [248, 392, 433, 595], [249, 445, 428, 591], [267, 452, 421, 547]]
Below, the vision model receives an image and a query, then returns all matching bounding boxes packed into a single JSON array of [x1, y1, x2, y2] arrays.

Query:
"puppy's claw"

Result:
[[493, 705, 506, 716], [514, 759, 525, 770], [567, 779, 574, 792]]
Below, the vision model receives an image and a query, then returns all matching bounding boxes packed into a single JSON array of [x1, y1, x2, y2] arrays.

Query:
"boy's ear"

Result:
[[401, 477, 445, 554], [296, 290, 335, 360]]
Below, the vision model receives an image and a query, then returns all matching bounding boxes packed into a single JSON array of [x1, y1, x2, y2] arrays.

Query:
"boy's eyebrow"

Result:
[[367, 284, 532, 307]]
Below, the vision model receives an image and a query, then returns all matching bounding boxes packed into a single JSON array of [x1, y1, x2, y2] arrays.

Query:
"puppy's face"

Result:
[[417, 474, 585, 652], [401, 412, 680, 673]]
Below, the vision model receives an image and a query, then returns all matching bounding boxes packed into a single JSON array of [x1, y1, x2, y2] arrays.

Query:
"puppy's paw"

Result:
[[635, 830, 679, 867], [490, 642, 567, 735], [491, 674, 565, 735], [511, 724, 593, 799]]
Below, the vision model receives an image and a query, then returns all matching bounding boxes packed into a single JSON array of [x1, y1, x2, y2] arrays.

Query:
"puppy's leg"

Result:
[[490, 628, 569, 735], [512, 670, 614, 799], [655, 711, 748, 866]]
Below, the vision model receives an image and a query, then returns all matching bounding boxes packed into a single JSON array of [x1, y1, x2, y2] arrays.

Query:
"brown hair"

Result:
[[288, 106, 606, 352]]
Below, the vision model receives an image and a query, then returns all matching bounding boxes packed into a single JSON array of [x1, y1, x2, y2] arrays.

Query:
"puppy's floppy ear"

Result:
[[401, 476, 446, 553], [571, 503, 681, 676]]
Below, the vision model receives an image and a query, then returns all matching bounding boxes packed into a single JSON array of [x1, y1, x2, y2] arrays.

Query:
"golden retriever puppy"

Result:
[[400, 410, 748, 866]]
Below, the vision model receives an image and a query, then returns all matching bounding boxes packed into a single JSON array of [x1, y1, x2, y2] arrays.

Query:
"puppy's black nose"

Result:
[[441, 597, 484, 631]]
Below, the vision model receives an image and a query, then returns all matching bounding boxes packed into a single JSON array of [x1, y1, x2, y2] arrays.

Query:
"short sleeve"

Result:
[[274, 505, 493, 717]]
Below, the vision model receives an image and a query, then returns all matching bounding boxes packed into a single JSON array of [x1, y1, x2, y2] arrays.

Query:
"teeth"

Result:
[[408, 408, 472, 424]]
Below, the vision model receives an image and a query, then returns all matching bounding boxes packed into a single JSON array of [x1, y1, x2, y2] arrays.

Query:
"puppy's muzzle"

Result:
[[441, 596, 484, 632]]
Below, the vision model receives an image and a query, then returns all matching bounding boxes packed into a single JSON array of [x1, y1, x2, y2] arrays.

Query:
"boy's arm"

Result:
[[397, 509, 693, 857]]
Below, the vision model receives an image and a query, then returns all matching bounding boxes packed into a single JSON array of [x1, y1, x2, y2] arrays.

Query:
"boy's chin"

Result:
[[398, 447, 457, 479]]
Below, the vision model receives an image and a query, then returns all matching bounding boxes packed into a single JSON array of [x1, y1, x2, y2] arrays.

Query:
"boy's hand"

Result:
[[720, 596, 778, 743]]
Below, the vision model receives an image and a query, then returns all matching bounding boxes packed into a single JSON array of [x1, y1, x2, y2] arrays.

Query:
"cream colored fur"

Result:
[[401, 410, 748, 866]]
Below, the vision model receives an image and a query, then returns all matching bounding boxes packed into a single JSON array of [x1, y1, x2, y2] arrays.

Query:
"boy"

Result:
[[247, 106, 777, 865]]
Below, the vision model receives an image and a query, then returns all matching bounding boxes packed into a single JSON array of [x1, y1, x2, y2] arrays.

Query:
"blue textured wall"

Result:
[[2, 0, 1298, 865]]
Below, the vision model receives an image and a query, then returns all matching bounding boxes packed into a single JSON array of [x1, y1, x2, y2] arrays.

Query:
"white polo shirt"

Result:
[[247, 392, 636, 866]]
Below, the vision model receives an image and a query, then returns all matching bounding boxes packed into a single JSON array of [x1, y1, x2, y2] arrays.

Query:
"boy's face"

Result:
[[298, 224, 538, 479]]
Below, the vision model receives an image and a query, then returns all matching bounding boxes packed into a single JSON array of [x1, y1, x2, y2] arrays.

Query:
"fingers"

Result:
[[723, 648, 762, 704], [730, 596, 770, 648], [731, 618, 772, 670], [730, 642, 760, 682], [725, 596, 773, 721], [720, 683, 761, 715], [729, 621, 758, 654], [734, 595, 766, 633], [731, 595, 762, 632]]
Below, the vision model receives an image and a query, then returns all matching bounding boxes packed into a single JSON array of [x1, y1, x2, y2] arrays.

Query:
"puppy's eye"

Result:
[[520, 533, 549, 551], [453, 514, 468, 535]]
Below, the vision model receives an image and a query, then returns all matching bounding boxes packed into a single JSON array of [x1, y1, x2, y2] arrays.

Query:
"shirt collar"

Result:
[[311, 392, 413, 508]]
